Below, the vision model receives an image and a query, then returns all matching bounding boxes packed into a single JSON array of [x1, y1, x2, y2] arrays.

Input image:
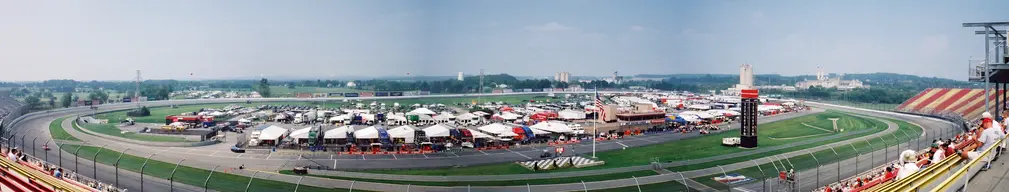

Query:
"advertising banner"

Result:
[[390, 92, 404, 96], [360, 92, 375, 97], [503, 89, 513, 93], [375, 92, 389, 97], [523, 89, 533, 92], [419, 91, 431, 95], [296, 93, 313, 98], [122, 98, 132, 103], [327, 93, 344, 97], [531, 88, 543, 92], [403, 91, 419, 96], [492, 89, 504, 93], [344, 93, 360, 97]]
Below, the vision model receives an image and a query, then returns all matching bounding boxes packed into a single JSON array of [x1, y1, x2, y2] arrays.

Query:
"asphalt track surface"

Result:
[[4, 94, 959, 192]]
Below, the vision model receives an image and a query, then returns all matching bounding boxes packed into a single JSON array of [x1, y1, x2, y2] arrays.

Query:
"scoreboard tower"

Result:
[[740, 89, 759, 148]]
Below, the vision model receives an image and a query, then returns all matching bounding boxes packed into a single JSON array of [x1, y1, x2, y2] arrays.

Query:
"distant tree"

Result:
[[60, 92, 72, 108], [258, 78, 271, 97], [88, 90, 109, 102], [48, 97, 55, 108], [24, 95, 40, 109], [287, 83, 296, 89]]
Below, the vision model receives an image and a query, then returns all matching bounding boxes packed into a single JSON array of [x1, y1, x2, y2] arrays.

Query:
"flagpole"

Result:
[[592, 87, 598, 159]]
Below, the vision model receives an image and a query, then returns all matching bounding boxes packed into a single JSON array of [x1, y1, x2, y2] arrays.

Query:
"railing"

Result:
[[929, 136, 1008, 192], [0, 139, 123, 192], [0, 146, 83, 191]]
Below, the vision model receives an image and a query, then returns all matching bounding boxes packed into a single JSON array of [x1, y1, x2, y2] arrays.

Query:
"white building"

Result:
[[554, 72, 571, 83], [795, 67, 868, 90], [346, 81, 357, 87], [725, 64, 756, 95], [458, 72, 464, 81]]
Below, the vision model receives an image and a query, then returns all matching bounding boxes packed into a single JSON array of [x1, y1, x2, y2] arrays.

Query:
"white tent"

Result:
[[438, 112, 456, 119], [680, 111, 714, 119], [257, 125, 289, 141], [477, 123, 518, 137], [208, 111, 226, 117], [530, 121, 575, 134], [472, 111, 490, 116], [323, 126, 354, 139], [558, 110, 586, 120], [355, 126, 381, 139], [527, 127, 550, 135], [388, 126, 417, 143], [329, 114, 351, 123], [238, 118, 252, 123], [424, 124, 452, 137], [467, 129, 494, 139], [500, 112, 522, 120], [457, 113, 477, 120], [408, 108, 437, 115], [290, 127, 313, 139], [688, 104, 711, 111]]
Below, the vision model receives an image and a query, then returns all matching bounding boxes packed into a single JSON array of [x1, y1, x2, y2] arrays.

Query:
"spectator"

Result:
[[896, 150, 920, 181], [54, 168, 62, 178], [975, 115, 1004, 169], [931, 144, 945, 165]]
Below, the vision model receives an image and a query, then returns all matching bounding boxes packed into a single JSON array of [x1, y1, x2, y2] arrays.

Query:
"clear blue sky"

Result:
[[0, 0, 1006, 81]]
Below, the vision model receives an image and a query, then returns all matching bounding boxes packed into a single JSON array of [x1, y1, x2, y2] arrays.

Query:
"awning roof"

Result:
[[467, 129, 494, 139], [408, 108, 437, 115], [355, 126, 381, 139], [477, 123, 518, 136]]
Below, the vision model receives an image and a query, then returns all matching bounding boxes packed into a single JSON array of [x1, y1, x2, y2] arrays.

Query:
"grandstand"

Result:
[[894, 88, 1005, 120]]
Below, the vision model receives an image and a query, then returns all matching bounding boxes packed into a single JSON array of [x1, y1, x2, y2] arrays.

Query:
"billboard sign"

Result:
[[328, 93, 344, 97], [390, 92, 404, 96], [375, 92, 389, 97], [344, 93, 360, 97], [360, 92, 375, 97]]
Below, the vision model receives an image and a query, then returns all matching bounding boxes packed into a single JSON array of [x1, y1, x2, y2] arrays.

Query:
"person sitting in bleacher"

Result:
[[896, 150, 921, 181]]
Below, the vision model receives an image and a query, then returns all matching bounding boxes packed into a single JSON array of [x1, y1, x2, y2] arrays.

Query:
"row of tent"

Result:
[[250, 120, 582, 146]]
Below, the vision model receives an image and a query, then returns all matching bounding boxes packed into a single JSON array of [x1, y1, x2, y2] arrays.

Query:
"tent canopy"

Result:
[[387, 126, 417, 143], [688, 104, 711, 110], [290, 127, 313, 139], [355, 126, 382, 139], [324, 126, 354, 139], [558, 110, 585, 120], [423, 124, 453, 137], [477, 123, 518, 137], [408, 108, 437, 115], [530, 121, 575, 134], [457, 113, 477, 120], [467, 129, 494, 139], [257, 125, 289, 141]]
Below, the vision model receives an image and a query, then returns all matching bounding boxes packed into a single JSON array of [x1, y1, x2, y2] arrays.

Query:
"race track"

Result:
[[2, 94, 958, 192]]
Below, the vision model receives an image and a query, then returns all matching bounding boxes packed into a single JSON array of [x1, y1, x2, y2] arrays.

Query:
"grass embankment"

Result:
[[688, 118, 922, 190], [361, 111, 877, 176], [62, 145, 368, 192], [78, 123, 188, 142], [279, 170, 657, 186], [49, 117, 81, 141]]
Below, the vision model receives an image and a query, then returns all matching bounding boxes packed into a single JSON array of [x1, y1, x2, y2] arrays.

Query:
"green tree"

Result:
[[258, 78, 271, 97], [60, 92, 72, 108], [24, 95, 40, 109], [287, 83, 296, 89], [48, 97, 55, 108]]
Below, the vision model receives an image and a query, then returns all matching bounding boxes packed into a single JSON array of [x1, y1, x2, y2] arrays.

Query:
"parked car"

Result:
[[230, 145, 246, 153]]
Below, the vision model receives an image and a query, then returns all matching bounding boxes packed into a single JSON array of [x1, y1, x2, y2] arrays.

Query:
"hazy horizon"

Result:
[[1, 0, 1006, 81]]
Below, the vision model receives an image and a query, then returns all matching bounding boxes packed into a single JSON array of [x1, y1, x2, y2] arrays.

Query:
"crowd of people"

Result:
[[815, 110, 1008, 192], [0, 92, 25, 123], [0, 145, 121, 192]]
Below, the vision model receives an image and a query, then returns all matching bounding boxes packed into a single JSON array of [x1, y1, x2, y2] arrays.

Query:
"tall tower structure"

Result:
[[739, 64, 754, 87], [134, 70, 142, 110], [457, 72, 464, 81]]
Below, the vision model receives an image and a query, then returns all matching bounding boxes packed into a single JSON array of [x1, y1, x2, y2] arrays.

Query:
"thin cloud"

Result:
[[524, 22, 574, 32], [630, 25, 645, 31]]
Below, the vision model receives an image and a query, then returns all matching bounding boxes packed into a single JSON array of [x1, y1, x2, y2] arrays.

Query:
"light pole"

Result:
[[57, 141, 67, 167], [865, 139, 876, 165], [806, 150, 820, 188], [43, 139, 53, 162], [93, 144, 108, 179]]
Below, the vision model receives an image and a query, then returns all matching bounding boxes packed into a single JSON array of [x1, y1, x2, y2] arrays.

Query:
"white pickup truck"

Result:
[[722, 137, 741, 146]]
